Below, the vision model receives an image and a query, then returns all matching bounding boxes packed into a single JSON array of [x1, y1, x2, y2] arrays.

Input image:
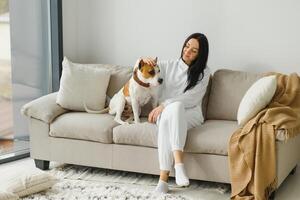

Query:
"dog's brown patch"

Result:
[[122, 81, 130, 97], [141, 65, 155, 79]]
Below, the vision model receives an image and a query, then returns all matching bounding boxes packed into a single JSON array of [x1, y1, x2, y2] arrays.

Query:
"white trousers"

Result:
[[156, 102, 203, 171]]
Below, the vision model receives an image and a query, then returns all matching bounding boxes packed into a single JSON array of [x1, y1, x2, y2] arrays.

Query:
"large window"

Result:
[[0, 0, 62, 163], [0, 0, 12, 139]]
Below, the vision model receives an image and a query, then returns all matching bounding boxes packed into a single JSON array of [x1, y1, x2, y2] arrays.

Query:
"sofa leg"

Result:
[[290, 165, 297, 175], [34, 159, 50, 170], [269, 191, 276, 200]]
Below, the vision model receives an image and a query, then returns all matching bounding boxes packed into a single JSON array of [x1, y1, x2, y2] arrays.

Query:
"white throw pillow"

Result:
[[56, 57, 111, 111], [0, 168, 58, 198], [0, 190, 19, 200], [237, 75, 277, 126]]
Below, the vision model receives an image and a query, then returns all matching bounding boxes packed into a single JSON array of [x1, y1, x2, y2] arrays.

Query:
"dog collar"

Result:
[[133, 69, 150, 88]]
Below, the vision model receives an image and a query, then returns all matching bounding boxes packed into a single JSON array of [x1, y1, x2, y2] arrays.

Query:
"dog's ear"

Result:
[[154, 57, 158, 64], [139, 59, 145, 69]]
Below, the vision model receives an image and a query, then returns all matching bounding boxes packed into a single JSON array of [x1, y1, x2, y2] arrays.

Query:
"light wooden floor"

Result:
[[0, 138, 13, 149], [0, 139, 29, 155]]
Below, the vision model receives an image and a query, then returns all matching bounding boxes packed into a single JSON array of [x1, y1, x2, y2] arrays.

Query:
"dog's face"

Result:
[[138, 59, 163, 87]]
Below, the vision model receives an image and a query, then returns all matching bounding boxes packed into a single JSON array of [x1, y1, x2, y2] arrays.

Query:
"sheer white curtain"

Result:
[[9, 0, 52, 139]]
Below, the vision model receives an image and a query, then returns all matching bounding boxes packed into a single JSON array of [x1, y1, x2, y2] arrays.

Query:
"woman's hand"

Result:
[[141, 57, 157, 66], [148, 105, 164, 123]]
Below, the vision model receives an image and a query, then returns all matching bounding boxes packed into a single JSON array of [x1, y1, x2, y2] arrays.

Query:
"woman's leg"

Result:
[[156, 101, 188, 191], [172, 105, 203, 186], [157, 110, 174, 172], [161, 102, 190, 186], [155, 102, 202, 192], [173, 150, 184, 164], [173, 105, 202, 164], [160, 170, 170, 182], [155, 107, 173, 193], [157, 102, 187, 170]]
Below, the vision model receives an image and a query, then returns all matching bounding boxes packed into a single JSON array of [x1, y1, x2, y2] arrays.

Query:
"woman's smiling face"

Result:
[[182, 38, 199, 66]]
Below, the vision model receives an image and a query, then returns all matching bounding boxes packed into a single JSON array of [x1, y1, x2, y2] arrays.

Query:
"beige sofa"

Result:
[[21, 65, 300, 195]]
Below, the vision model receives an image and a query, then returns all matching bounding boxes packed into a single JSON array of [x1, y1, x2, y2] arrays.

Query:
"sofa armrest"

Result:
[[21, 92, 68, 123]]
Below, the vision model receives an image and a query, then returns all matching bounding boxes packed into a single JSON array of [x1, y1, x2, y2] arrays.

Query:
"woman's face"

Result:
[[182, 38, 199, 66]]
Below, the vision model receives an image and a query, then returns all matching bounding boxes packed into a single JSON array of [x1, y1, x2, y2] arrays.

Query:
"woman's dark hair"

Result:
[[181, 33, 209, 92]]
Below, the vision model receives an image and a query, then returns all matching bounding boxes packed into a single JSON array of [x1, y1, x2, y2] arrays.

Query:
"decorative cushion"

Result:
[[206, 69, 261, 120], [0, 190, 19, 200], [56, 57, 111, 111], [237, 75, 277, 126], [0, 168, 58, 198]]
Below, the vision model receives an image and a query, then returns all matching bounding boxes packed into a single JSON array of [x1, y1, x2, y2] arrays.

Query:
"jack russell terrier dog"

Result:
[[84, 58, 163, 125]]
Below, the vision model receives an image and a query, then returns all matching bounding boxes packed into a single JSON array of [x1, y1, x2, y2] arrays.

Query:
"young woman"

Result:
[[142, 33, 210, 193]]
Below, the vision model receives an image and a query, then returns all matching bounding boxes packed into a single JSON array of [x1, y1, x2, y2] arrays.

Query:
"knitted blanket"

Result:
[[229, 73, 300, 200]]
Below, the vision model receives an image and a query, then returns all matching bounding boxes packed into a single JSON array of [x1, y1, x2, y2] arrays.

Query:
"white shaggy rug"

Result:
[[22, 164, 231, 200]]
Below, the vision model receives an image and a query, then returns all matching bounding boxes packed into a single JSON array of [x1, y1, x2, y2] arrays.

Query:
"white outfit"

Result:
[[156, 59, 210, 171]]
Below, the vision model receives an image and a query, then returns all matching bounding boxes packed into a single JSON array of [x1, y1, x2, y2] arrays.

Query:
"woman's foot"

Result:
[[175, 163, 190, 186], [155, 179, 169, 194]]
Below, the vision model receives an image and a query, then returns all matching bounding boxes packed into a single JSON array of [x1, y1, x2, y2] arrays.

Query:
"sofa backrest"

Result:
[[81, 64, 261, 121], [73, 63, 133, 99], [201, 75, 212, 120], [101, 64, 212, 119], [105, 65, 133, 98], [206, 69, 261, 121]]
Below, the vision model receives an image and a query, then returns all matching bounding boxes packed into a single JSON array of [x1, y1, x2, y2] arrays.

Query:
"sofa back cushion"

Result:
[[105, 65, 132, 98], [206, 69, 261, 120]]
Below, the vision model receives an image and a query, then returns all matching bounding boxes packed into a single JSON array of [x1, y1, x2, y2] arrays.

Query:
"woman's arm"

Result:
[[140, 57, 167, 71], [140, 57, 157, 66]]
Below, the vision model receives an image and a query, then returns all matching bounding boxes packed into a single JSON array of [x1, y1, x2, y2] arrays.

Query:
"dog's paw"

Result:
[[114, 118, 128, 125], [120, 121, 129, 125]]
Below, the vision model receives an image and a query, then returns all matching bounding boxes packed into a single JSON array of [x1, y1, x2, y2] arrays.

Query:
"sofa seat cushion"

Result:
[[185, 120, 238, 155], [50, 112, 119, 143], [113, 118, 158, 148], [113, 119, 239, 155]]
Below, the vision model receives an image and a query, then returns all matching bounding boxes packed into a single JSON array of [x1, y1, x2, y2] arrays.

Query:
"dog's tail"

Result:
[[83, 101, 109, 114]]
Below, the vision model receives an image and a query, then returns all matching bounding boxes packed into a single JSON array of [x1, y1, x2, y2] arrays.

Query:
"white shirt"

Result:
[[158, 58, 210, 112]]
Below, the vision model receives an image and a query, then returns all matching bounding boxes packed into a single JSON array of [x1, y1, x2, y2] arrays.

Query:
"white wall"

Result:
[[63, 0, 300, 74]]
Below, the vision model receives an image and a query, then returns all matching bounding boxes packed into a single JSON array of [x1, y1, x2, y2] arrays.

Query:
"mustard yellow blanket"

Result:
[[229, 73, 300, 200]]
